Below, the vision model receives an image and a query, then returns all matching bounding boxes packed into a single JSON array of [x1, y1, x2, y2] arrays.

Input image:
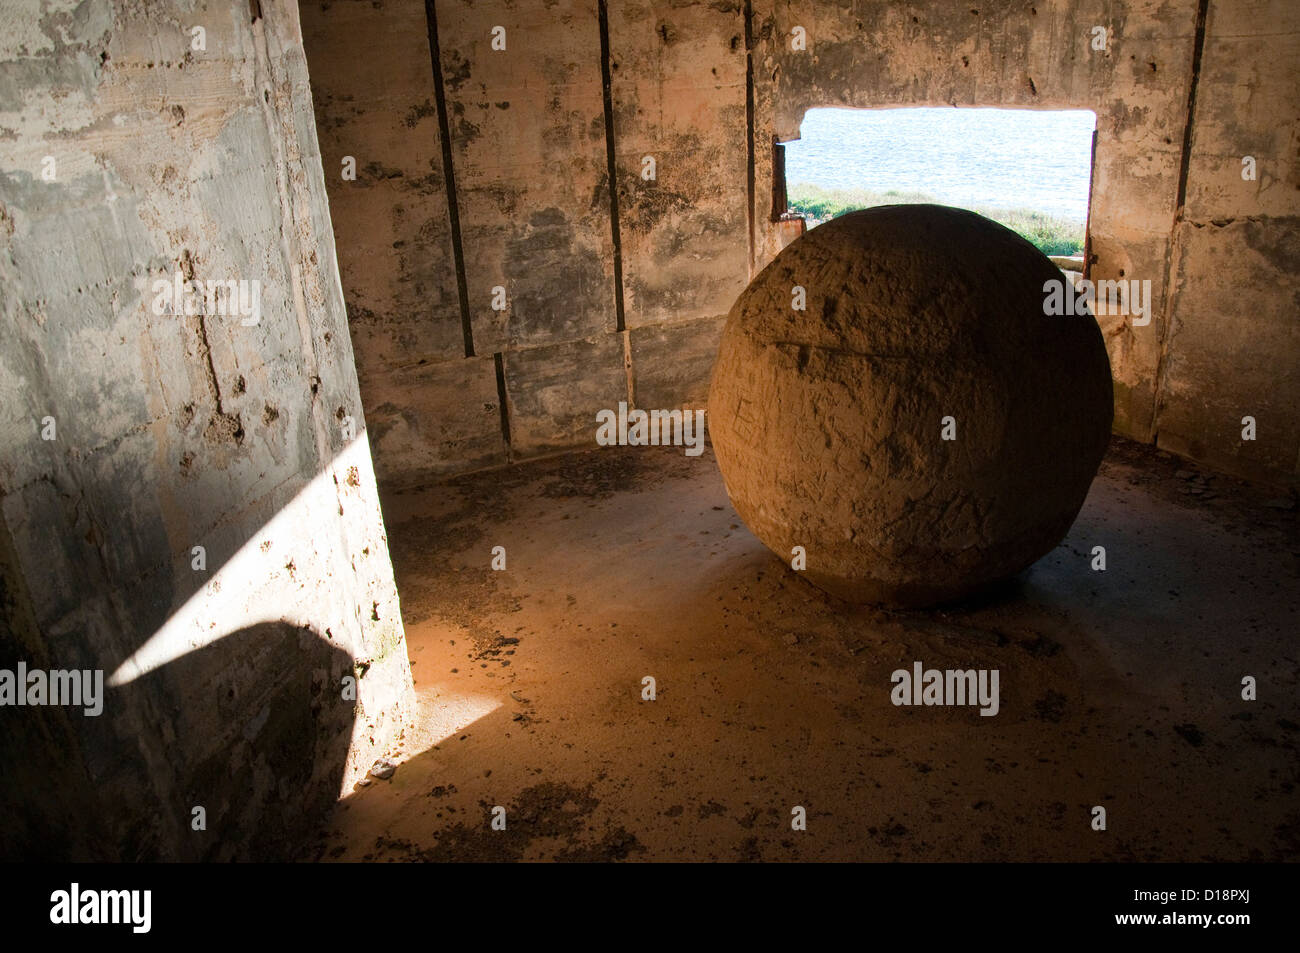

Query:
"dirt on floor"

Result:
[[303, 437, 1300, 862]]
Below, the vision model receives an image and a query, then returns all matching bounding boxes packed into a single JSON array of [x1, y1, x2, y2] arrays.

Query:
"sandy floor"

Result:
[[305, 438, 1299, 861]]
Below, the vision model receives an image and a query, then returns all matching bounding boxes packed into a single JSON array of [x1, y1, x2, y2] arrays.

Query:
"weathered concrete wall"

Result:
[[608, 1, 749, 331], [303, 0, 749, 483], [299, 0, 508, 480], [1155, 0, 1300, 483], [309, 0, 1296, 486], [0, 0, 414, 860], [610, 1, 748, 421]]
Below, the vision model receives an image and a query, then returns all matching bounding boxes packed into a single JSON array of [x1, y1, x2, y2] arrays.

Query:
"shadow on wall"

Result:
[[1, 417, 411, 862], [0, 621, 355, 862]]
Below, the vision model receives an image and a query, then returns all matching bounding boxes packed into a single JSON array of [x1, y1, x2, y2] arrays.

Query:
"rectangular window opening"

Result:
[[777, 106, 1098, 273]]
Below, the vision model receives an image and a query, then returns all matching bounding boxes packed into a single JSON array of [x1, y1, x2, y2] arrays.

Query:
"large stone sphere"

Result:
[[708, 204, 1112, 607]]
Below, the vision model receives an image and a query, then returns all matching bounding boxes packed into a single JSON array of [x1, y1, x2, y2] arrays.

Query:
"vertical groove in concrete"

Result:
[[597, 0, 627, 335], [622, 329, 636, 408], [744, 0, 756, 274], [424, 0, 475, 358], [1173, 0, 1211, 219], [192, 309, 225, 414], [1153, 0, 1211, 441], [493, 351, 512, 453]]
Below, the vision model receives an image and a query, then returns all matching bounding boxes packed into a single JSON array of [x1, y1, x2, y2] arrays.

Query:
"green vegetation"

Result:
[[786, 183, 1085, 257]]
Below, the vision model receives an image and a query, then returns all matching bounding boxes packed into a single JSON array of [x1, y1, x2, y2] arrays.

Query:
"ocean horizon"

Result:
[[784, 106, 1097, 223]]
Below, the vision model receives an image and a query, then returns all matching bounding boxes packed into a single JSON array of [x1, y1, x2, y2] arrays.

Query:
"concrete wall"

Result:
[[0, 0, 414, 860], [304, 0, 1298, 489], [299, 0, 507, 478], [1155, 0, 1300, 483], [302, 0, 748, 482]]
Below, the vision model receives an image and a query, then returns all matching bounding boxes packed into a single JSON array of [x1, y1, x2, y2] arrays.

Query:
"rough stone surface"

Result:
[[709, 205, 1113, 606]]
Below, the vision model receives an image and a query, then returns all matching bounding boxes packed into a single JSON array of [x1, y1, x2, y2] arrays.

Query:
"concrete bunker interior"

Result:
[[1, 0, 1297, 863]]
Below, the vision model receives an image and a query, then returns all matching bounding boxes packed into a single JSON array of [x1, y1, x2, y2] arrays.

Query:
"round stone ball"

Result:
[[708, 204, 1113, 607]]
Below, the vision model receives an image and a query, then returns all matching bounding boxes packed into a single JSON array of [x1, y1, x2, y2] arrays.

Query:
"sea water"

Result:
[[784, 106, 1097, 223]]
